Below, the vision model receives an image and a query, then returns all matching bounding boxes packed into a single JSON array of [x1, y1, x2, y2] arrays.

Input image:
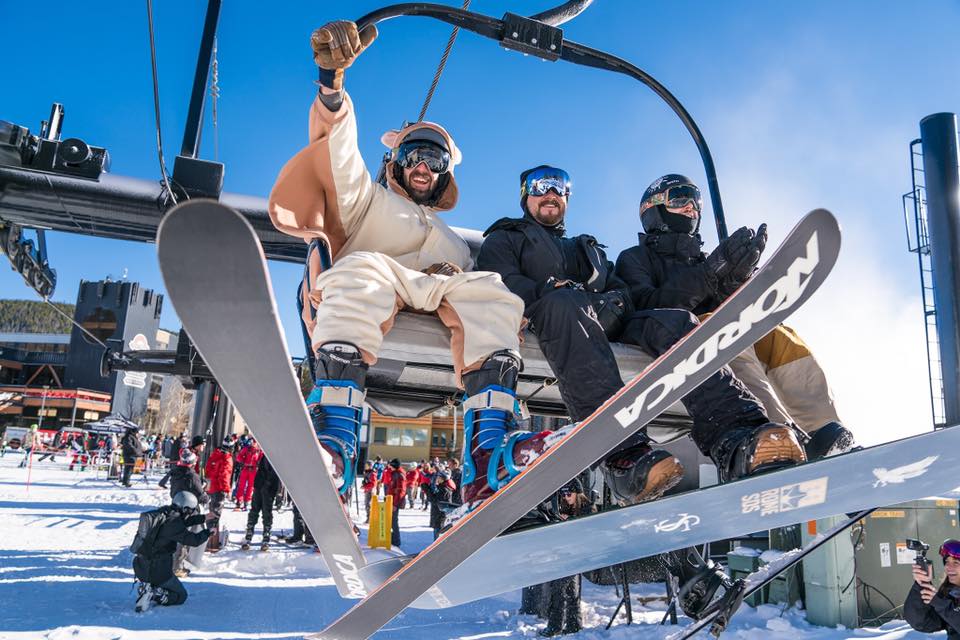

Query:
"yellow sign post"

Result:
[[367, 494, 393, 549]]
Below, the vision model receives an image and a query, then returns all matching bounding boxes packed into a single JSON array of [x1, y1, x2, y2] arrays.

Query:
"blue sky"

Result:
[[3, 1, 960, 444]]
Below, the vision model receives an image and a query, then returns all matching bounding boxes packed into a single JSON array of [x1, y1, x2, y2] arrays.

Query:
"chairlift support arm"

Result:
[[355, 2, 728, 240]]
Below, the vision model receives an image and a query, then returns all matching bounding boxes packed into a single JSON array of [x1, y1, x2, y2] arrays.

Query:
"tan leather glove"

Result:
[[422, 262, 463, 277], [311, 20, 377, 90]]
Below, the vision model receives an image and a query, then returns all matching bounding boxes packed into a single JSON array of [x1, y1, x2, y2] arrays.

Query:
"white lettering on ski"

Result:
[[615, 233, 820, 428], [332, 553, 368, 598], [654, 513, 701, 533]]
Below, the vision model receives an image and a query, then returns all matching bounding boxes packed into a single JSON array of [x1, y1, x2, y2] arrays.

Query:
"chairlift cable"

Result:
[[41, 298, 110, 350], [210, 37, 221, 161], [145, 0, 178, 206], [417, 0, 471, 122]]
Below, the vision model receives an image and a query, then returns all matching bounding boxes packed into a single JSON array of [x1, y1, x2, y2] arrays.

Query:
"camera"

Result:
[[0, 103, 109, 180], [907, 538, 931, 572]]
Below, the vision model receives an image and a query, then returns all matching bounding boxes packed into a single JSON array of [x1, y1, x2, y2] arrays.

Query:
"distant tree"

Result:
[[0, 299, 74, 334]]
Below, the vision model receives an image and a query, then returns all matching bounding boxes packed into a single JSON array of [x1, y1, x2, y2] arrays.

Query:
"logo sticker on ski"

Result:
[[872, 455, 939, 488], [654, 513, 701, 533], [614, 233, 821, 429], [332, 554, 368, 599], [740, 477, 829, 516]]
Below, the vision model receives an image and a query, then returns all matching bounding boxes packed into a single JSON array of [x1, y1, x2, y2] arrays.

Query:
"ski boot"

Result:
[[260, 530, 271, 552], [241, 525, 254, 551], [709, 423, 806, 483], [601, 439, 684, 506], [804, 421, 856, 460], [134, 583, 153, 613], [306, 342, 368, 495], [460, 351, 553, 506]]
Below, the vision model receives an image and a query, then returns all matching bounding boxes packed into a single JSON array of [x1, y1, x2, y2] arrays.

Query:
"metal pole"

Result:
[[919, 113, 960, 427], [179, 0, 222, 159], [37, 385, 49, 429]]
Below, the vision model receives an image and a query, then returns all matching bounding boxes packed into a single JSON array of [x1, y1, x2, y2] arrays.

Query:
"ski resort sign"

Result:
[[121, 334, 150, 389]]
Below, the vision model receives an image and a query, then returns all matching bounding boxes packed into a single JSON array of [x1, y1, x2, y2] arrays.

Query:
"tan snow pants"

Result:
[[311, 251, 524, 381], [729, 324, 842, 434]]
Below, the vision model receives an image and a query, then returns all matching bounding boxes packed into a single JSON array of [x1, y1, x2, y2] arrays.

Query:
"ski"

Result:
[[157, 201, 369, 600], [359, 426, 960, 609], [313, 209, 841, 639], [668, 508, 876, 640]]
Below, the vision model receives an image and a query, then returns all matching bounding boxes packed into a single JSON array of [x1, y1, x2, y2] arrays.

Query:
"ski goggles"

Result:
[[940, 539, 960, 561], [394, 141, 451, 174], [522, 166, 572, 198], [641, 184, 703, 215]]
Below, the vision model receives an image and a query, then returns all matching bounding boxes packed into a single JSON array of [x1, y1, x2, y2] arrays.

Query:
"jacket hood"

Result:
[[380, 121, 461, 211]]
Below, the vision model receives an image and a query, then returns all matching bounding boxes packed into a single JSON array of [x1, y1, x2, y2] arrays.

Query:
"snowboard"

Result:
[[313, 209, 841, 639], [157, 200, 368, 599], [360, 426, 960, 608]]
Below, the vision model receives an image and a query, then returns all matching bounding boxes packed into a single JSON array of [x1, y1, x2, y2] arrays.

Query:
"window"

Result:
[[39, 408, 57, 417], [374, 427, 387, 444], [382, 427, 429, 447], [83, 411, 100, 420]]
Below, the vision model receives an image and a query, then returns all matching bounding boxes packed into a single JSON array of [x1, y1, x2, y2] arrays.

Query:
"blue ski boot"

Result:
[[306, 342, 367, 495], [460, 350, 553, 505]]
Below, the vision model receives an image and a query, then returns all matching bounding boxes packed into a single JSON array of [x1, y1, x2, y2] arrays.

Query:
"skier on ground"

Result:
[[381, 459, 406, 547], [120, 425, 144, 487], [162, 448, 209, 577], [361, 460, 377, 523], [17, 424, 39, 468], [905, 539, 960, 638], [234, 439, 263, 511], [404, 462, 421, 509], [132, 491, 212, 612], [616, 174, 855, 465], [203, 436, 234, 552], [241, 453, 281, 551], [269, 19, 553, 508], [424, 467, 457, 540]]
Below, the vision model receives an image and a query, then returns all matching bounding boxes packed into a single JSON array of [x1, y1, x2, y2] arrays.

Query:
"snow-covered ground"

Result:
[[0, 451, 938, 639]]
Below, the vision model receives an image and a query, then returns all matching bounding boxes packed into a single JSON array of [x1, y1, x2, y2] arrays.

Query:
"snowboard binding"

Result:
[[665, 546, 745, 634]]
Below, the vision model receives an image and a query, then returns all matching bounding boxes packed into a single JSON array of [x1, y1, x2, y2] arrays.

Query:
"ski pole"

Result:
[[25, 445, 36, 494]]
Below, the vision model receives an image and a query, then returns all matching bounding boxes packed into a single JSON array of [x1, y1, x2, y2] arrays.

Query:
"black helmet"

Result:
[[640, 174, 702, 235]]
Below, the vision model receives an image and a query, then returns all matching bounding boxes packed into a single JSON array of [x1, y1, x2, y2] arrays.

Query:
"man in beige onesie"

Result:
[[268, 20, 552, 506]]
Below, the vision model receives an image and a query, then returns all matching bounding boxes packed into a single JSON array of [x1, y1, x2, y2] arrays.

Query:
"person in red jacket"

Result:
[[404, 463, 421, 509], [203, 436, 234, 552], [361, 461, 377, 523], [384, 459, 406, 547], [234, 440, 263, 511]]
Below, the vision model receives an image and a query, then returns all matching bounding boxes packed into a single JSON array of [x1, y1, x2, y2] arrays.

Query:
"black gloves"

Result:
[[705, 224, 768, 290], [590, 290, 632, 337]]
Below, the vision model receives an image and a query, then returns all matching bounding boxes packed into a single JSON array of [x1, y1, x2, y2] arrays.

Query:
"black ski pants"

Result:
[[246, 488, 277, 537], [122, 460, 137, 486], [154, 575, 188, 606], [527, 289, 624, 422], [619, 309, 768, 454]]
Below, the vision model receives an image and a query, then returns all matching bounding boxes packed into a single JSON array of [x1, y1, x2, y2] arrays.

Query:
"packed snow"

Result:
[[0, 451, 941, 639]]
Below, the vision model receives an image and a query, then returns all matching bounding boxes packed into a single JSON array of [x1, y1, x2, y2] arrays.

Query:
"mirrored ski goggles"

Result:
[[522, 167, 572, 198], [394, 141, 451, 174], [940, 539, 960, 561], [642, 184, 703, 215]]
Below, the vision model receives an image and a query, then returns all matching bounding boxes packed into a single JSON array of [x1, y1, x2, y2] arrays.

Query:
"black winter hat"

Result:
[[190, 435, 205, 448], [389, 458, 401, 469]]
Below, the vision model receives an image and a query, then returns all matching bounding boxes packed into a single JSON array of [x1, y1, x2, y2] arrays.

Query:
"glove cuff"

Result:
[[318, 67, 344, 91]]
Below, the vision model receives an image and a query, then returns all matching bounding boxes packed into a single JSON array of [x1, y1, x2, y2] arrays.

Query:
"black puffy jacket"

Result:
[[133, 509, 209, 584], [904, 581, 960, 640], [253, 455, 281, 495], [615, 231, 726, 315], [121, 431, 144, 460], [478, 215, 631, 323], [167, 464, 208, 504]]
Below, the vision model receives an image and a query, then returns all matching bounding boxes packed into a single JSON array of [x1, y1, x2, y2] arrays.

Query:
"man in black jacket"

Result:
[[616, 174, 853, 477], [133, 491, 211, 612], [242, 453, 281, 550], [120, 426, 145, 487], [478, 165, 682, 506], [904, 539, 960, 639]]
